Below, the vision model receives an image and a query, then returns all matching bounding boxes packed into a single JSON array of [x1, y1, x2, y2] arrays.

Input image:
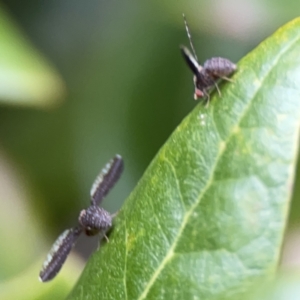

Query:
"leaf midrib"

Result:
[[135, 32, 300, 300]]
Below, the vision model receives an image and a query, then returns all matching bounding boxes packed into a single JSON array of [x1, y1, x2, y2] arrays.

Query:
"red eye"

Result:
[[194, 88, 204, 99]]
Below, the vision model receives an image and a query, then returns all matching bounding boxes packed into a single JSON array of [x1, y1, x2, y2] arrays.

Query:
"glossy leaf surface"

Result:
[[69, 18, 300, 299]]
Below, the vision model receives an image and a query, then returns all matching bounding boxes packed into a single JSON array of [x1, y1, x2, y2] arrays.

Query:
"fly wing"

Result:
[[39, 226, 82, 282], [90, 154, 124, 206], [180, 46, 202, 76]]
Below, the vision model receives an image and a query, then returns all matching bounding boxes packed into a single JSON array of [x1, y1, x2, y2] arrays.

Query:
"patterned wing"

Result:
[[39, 226, 82, 282], [90, 154, 124, 206], [180, 46, 202, 76]]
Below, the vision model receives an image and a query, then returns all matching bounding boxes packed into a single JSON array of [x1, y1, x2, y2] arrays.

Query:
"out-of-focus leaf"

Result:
[[0, 148, 83, 299], [0, 149, 44, 279], [248, 270, 300, 300], [0, 5, 65, 108], [0, 254, 82, 300], [68, 17, 300, 300]]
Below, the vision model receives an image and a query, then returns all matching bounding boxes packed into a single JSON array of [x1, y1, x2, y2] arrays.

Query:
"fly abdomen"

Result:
[[203, 57, 237, 79]]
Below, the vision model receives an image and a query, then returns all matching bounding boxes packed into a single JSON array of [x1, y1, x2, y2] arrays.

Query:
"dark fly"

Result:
[[39, 155, 124, 282], [180, 14, 237, 103]]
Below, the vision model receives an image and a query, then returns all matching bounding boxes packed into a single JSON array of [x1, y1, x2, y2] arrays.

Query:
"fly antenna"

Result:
[[182, 13, 198, 62]]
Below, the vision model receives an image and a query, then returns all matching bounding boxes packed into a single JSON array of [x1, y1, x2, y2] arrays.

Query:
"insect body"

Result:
[[180, 15, 237, 102], [39, 155, 124, 282]]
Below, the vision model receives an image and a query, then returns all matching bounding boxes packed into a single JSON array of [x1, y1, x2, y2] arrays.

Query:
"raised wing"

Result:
[[39, 226, 82, 282], [90, 154, 124, 206], [180, 46, 202, 76]]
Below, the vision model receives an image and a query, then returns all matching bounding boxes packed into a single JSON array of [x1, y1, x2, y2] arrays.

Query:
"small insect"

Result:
[[180, 14, 237, 103], [39, 155, 124, 282]]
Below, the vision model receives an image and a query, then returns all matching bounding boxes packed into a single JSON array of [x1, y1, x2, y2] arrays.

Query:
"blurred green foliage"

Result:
[[0, 1, 300, 299], [0, 4, 64, 107]]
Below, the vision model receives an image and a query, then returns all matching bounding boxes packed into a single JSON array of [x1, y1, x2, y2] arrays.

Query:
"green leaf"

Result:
[[0, 6, 65, 108], [248, 270, 300, 300], [68, 18, 300, 299]]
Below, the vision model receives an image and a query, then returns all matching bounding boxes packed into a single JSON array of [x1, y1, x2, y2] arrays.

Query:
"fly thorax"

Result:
[[78, 206, 112, 234], [195, 72, 214, 90]]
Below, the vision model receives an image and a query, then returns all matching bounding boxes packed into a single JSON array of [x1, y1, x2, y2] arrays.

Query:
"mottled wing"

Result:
[[39, 226, 82, 282], [90, 154, 124, 206], [180, 46, 202, 76]]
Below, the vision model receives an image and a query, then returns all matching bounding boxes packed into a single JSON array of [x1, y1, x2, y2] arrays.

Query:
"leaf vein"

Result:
[[162, 154, 187, 211], [148, 191, 172, 246], [137, 33, 300, 300]]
